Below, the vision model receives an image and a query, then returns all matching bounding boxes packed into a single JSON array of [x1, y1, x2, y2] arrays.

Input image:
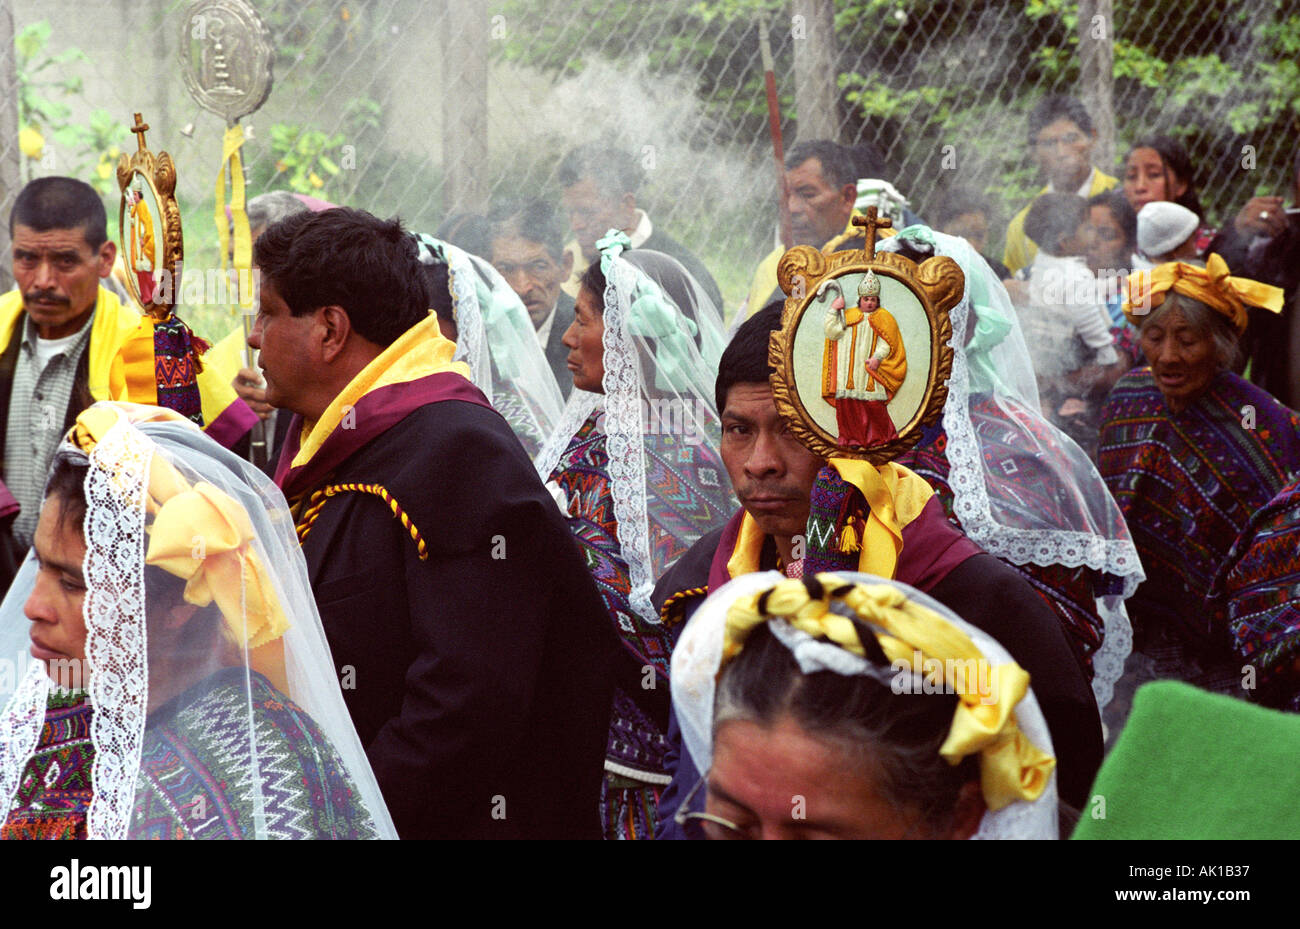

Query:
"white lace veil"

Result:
[[413, 233, 564, 456], [879, 227, 1144, 709], [534, 236, 735, 626], [0, 403, 396, 839], [670, 570, 1059, 840]]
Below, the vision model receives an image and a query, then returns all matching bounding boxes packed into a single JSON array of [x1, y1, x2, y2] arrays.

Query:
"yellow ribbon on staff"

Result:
[[215, 124, 255, 314], [721, 573, 1056, 812], [1123, 253, 1283, 334]]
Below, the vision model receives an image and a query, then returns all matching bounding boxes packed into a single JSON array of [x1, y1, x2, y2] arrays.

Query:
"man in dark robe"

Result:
[[654, 303, 1103, 835], [249, 207, 617, 838]]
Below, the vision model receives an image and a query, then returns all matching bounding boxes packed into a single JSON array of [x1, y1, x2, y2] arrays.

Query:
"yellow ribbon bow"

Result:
[[722, 574, 1056, 811], [144, 480, 289, 652], [1123, 253, 1284, 334], [64, 404, 292, 691]]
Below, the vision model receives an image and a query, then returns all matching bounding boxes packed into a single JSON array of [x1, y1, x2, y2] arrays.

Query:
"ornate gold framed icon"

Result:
[[117, 113, 183, 320], [768, 209, 963, 464]]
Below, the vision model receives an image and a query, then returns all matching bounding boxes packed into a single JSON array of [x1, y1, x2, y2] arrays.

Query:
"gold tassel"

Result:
[[839, 519, 859, 554]]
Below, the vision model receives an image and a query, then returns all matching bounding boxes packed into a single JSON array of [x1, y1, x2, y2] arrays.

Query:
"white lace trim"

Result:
[[602, 258, 660, 626], [914, 239, 1143, 711], [447, 246, 491, 403], [84, 418, 152, 840]]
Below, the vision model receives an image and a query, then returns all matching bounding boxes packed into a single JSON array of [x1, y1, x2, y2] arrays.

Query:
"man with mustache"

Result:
[[652, 302, 1103, 834], [0, 179, 258, 583]]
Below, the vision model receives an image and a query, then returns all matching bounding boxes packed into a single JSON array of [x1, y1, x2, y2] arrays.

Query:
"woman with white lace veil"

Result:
[[411, 232, 564, 457], [884, 227, 1144, 712], [0, 402, 395, 839], [533, 231, 735, 839], [671, 571, 1059, 839]]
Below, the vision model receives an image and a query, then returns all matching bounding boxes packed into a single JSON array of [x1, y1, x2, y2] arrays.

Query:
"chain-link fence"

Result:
[[2, 0, 1296, 334]]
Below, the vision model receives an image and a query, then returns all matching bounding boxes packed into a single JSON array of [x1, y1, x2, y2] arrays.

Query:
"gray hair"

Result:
[[246, 191, 310, 237], [712, 623, 976, 836], [1139, 290, 1241, 371]]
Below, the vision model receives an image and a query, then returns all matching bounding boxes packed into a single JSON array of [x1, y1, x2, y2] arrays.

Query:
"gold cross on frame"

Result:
[[130, 113, 150, 151], [852, 206, 892, 259]]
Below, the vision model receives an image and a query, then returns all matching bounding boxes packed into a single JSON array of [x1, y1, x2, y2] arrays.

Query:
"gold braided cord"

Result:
[[721, 573, 1056, 811], [658, 586, 709, 626], [295, 483, 429, 561]]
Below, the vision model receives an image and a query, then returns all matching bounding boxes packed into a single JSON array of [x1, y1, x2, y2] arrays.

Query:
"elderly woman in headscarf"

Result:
[[0, 403, 395, 839], [534, 232, 734, 839], [886, 227, 1144, 714], [670, 572, 1060, 839], [1098, 256, 1300, 695]]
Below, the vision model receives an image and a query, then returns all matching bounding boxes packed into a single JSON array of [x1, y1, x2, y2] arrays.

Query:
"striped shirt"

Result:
[[4, 311, 96, 547]]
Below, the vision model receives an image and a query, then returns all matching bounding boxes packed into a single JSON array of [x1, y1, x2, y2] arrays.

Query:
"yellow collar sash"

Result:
[[725, 459, 934, 581], [291, 311, 469, 471]]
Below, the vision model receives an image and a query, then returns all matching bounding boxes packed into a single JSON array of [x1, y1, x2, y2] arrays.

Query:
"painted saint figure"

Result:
[[127, 175, 156, 305], [821, 270, 907, 447]]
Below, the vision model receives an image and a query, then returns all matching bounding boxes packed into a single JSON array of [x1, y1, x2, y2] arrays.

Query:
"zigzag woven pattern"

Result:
[[153, 315, 205, 427], [0, 692, 93, 840], [802, 465, 866, 576], [549, 414, 674, 682], [1099, 367, 1300, 644], [897, 398, 1107, 671], [130, 669, 377, 839]]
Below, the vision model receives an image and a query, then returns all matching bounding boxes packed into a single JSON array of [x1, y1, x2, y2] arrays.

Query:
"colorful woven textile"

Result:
[[550, 411, 729, 683], [1099, 367, 1300, 651], [1210, 475, 1300, 710], [803, 465, 870, 576], [153, 315, 207, 427], [1, 691, 93, 840], [550, 411, 729, 833], [897, 395, 1122, 673], [130, 667, 377, 839]]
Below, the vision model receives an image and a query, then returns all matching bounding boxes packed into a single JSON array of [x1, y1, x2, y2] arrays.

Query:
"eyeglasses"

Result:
[[673, 774, 750, 839], [1034, 131, 1087, 151], [672, 771, 944, 840]]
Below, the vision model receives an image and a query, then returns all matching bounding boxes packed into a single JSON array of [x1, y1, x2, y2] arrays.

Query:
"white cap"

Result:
[[1137, 201, 1199, 258]]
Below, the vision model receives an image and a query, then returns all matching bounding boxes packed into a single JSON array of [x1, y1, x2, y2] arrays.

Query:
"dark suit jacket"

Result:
[[296, 399, 617, 838], [543, 291, 575, 399]]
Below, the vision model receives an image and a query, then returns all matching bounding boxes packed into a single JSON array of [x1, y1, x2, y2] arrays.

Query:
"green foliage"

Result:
[[495, 0, 1300, 268], [14, 21, 132, 197]]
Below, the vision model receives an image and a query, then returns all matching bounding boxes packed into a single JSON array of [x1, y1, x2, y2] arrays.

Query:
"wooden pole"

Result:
[[0, 0, 21, 292], [1078, 0, 1115, 169], [759, 16, 793, 250], [791, 0, 839, 142], [441, 0, 489, 216]]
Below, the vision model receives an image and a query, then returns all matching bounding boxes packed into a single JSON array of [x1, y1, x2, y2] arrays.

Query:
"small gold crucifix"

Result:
[[852, 206, 892, 258], [130, 113, 150, 151]]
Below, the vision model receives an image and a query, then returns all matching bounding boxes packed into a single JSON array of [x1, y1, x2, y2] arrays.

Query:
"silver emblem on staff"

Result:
[[178, 0, 274, 125]]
